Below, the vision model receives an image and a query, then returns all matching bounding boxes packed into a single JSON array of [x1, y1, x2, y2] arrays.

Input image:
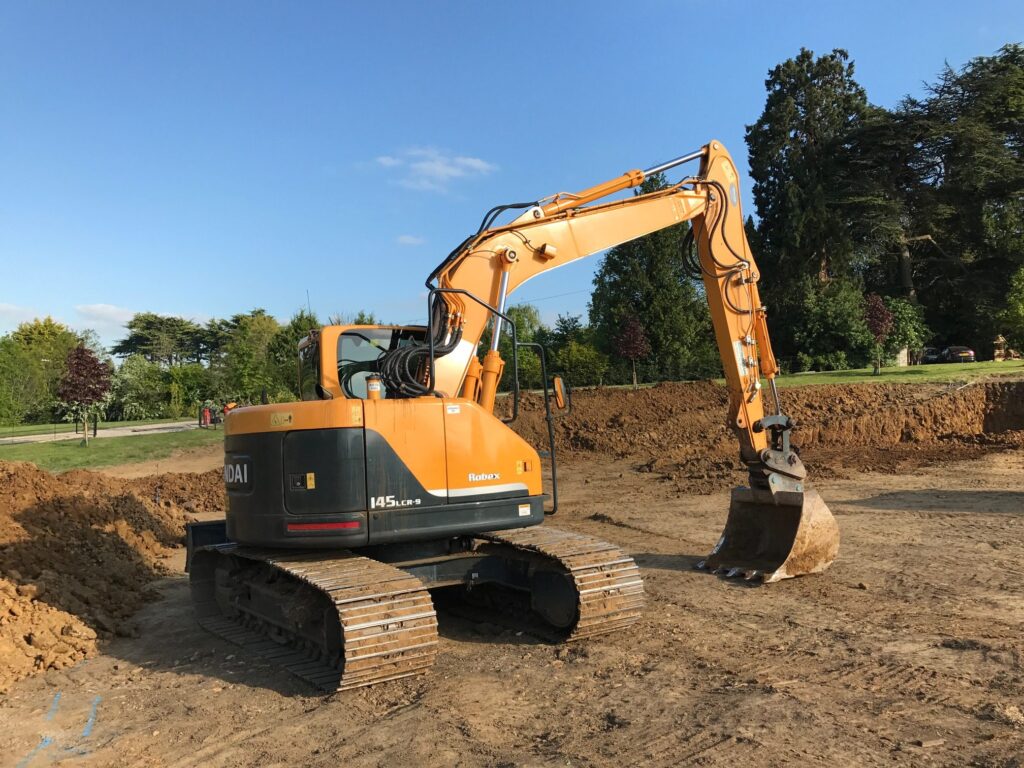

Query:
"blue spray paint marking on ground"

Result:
[[15, 735, 53, 768], [44, 692, 62, 721], [16, 692, 100, 766], [81, 695, 101, 738]]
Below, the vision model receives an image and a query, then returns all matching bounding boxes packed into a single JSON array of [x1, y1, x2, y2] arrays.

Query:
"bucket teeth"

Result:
[[694, 560, 708, 571], [725, 567, 743, 578], [743, 570, 761, 581]]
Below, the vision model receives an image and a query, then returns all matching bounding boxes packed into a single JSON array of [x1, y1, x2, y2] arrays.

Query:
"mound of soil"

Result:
[[0, 462, 224, 693], [510, 380, 1024, 493]]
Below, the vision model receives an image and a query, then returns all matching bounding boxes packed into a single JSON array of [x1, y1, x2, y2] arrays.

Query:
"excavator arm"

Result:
[[430, 141, 770, 460], [412, 140, 839, 583]]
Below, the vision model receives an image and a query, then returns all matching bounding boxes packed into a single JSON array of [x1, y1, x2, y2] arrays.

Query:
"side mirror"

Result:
[[552, 376, 568, 410]]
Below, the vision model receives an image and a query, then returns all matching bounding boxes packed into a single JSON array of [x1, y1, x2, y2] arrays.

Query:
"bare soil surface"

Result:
[[1, 381, 1023, 767]]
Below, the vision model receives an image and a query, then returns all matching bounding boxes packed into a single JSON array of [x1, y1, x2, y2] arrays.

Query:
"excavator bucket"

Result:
[[699, 488, 839, 583]]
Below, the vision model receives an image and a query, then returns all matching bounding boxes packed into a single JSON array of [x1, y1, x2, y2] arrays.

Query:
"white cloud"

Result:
[[0, 303, 39, 329], [74, 303, 135, 338], [396, 234, 425, 246], [376, 147, 496, 192]]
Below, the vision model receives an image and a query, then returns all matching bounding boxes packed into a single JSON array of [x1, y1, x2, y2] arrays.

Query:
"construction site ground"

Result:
[[1, 379, 1023, 767]]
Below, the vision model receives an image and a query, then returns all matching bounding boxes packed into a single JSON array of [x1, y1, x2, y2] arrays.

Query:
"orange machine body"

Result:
[[223, 325, 543, 549]]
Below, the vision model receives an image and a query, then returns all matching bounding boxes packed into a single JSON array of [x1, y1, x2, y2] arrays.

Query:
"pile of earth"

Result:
[[0, 462, 224, 693], [509, 380, 1024, 493]]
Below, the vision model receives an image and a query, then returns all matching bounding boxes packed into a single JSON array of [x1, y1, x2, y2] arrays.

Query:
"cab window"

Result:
[[338, 328, 423, 399], [298, 339, 320, 401]]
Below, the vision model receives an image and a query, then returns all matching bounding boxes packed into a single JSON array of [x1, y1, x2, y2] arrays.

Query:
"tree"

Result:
[[746, 48, 871, 359], [478, 304, 544, 391], [747, 48, 869, 283], [551, 314, 584, 350], [589, 175, 719, 383], [113, 313, 202, 365], [884, 297, 931, 361], [58, 344, 111, 444], [4, 318, 83, 422], [106, 355, 167, 421], [0, 336, 48, 424], [792, 278, 874, 371], [329, 310, 380, 326], [1001, 264, 1024, 351], [270, 309, 322, 396], [613, 316, 651, 389], [558, 340, 608, 387], [167, 363, 215, 418], [900, 44, 1024, 354], [224, 310, 283, 402], [862, 294, 894, 374]]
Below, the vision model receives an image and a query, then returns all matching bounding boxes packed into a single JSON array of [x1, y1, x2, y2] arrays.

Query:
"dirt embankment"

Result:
[[510, 380, 1024, 492], [0, 463, 224, 693]]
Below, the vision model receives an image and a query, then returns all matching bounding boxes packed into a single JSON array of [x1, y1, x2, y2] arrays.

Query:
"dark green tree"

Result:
[[746, 48, 872, 363], [589, 175, 718, 382], [113, 313, 202, 365], [270, 309, 323, 396], [900, 44, 1024, 353]]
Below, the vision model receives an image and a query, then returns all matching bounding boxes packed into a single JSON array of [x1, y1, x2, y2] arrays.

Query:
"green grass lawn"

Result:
[[0, 417, 189, 438], [0, 427, 224, 473], [771, 359, 1024, 388]]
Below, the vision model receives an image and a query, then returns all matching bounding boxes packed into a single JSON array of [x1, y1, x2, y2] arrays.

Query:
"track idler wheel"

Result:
[[698, 488, 839, 584], [530, 568, 579, 629]]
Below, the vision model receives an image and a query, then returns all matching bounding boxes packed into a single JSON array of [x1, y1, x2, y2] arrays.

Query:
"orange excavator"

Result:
[[188, 140, 840, 692]]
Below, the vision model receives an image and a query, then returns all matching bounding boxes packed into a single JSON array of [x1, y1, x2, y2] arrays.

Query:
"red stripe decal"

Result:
[[287, 521, 361, 532]]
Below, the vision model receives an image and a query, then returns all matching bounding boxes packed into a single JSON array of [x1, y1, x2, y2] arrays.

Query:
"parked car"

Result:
[[941, 346, 976, 363], [921, 347, 942, 364]]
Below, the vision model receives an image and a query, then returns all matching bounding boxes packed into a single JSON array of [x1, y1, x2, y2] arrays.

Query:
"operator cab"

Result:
[[298, 325, 427, 401]]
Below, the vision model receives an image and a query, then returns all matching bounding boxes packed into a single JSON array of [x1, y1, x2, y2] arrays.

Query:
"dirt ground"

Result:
[[1, 381, 1023, 767]]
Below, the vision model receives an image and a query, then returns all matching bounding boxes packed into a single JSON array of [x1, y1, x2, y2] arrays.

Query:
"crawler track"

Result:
[[190, 527, 643, 691], [190, 546, 439, 692], [478, 526, 645, 639]]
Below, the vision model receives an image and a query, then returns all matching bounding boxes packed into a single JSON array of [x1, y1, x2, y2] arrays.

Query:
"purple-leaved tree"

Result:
[[614, 316, 652, 389], [58, 344, 111, 445]]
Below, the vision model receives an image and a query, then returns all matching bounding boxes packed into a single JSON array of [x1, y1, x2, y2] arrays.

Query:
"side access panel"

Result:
[[363, 397, 448, 542], [443, 398, 543, 503]]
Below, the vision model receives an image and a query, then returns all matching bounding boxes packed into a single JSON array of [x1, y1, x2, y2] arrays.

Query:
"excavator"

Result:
[[187, 140, 840, 692]]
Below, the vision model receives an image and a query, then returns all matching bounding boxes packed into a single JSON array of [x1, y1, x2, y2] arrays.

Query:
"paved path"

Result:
[[0, 420, 201, 447]]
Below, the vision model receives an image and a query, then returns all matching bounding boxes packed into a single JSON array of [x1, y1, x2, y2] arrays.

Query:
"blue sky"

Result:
[[1, 2, 1020, 347]]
